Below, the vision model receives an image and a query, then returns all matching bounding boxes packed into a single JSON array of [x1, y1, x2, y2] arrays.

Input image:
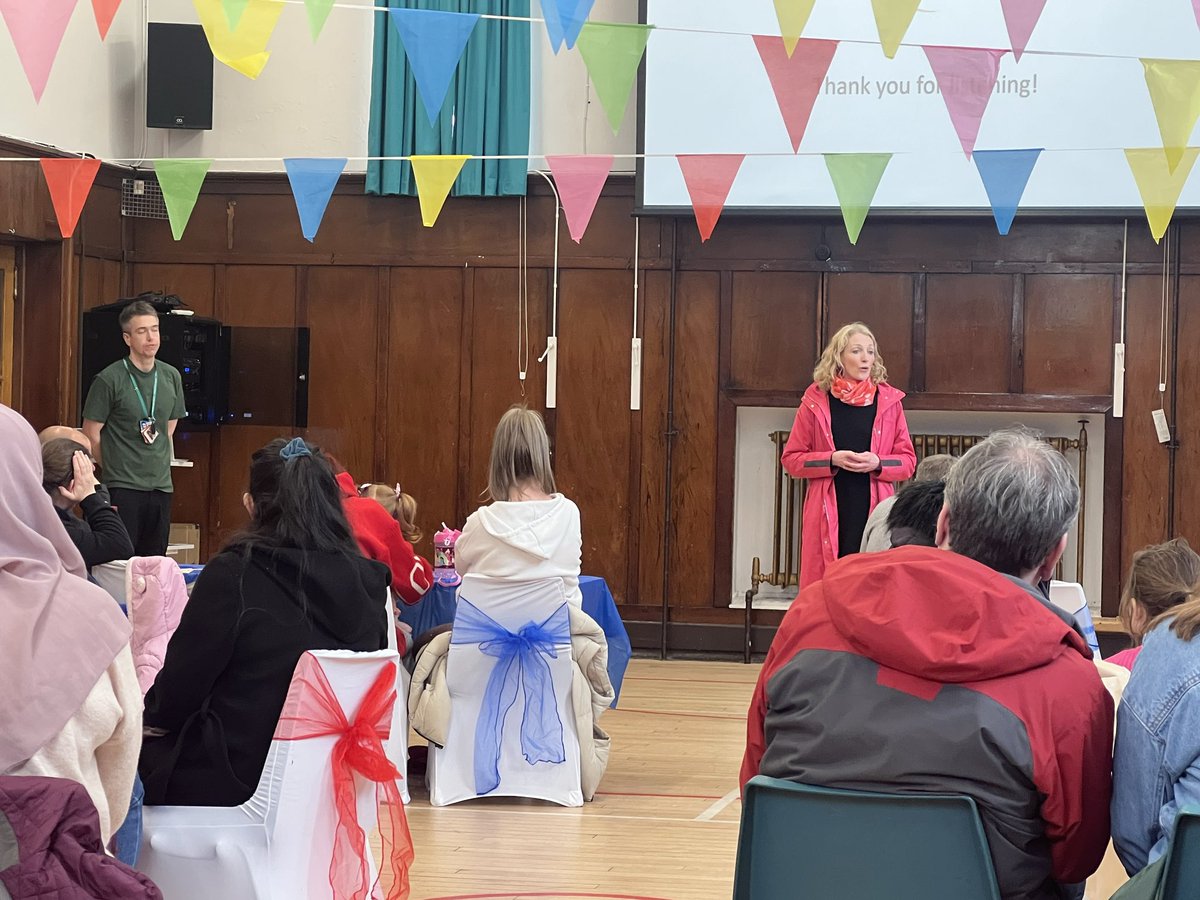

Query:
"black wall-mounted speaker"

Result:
[[146, 23, 213, 130]]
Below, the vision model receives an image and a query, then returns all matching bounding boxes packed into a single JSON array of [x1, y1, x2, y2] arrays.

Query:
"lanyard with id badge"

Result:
[[123, 359, 159, 444]]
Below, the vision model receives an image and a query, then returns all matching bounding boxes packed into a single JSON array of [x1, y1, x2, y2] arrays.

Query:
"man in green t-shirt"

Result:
[[83, 300, 186, 557]]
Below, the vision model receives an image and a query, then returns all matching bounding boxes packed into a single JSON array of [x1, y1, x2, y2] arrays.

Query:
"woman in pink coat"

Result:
[[783, 322, 916, 588]]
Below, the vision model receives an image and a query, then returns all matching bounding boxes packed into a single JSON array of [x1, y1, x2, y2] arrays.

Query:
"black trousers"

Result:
[[109, 488, 172, 557]]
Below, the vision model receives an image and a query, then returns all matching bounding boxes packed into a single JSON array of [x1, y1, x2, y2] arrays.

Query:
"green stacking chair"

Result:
[[732, 776, 1001, 900], [1161, 809, 1200, 900]]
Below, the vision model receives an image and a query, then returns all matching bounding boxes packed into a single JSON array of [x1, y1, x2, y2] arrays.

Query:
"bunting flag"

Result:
[[1195, 0, 1200, 30], [303, 0, 335, 41], [0, 0, 78, 102], [389, 9, 480, 126], [871, 0, 921, 59], [546, 154, 614, 243], [283, 158, 347, 242], [754, 36, 839, 153], [39, 158, 101, 239], [1141, 59, 1200, 174], [410, 155, 470, 227], [193, 0, 284, 79], [576, 22, 654, 133], [999, 0, 1047, 62], [542, 0, 596, 53], [1125, 147, 1200, 243], [924, 46, 1006, 158], [973, 148, 1042, 235], [154, 159, 212, 241], [222, 0, 248, 29], [677, 154, 745, 242], [773, 0, 818, 57], [91, 0, 123, 40], [824, 153, 892, 245]]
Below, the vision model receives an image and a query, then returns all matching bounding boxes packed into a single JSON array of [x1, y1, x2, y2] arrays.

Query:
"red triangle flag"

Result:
[[546, 154, 614, 243], [91, 0, 122, 39], [39, 158, 101, 238], [753, 35, 838, 153], [677, 154, 745, 242]]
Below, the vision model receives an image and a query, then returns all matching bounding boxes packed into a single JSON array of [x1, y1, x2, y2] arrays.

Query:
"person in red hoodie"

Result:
[[742, 428, 1113, 900], [330, 468, 433, 607]]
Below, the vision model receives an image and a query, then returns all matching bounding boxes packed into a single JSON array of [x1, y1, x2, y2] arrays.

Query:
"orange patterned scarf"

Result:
[[830, 375, 877, 406]]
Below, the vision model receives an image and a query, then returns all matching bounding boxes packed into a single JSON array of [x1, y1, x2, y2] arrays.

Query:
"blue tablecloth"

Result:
[[399, 575, 631, 706]]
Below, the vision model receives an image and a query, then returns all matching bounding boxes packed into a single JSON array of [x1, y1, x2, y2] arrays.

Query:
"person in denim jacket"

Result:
[[1112, 597, 1200, 875]]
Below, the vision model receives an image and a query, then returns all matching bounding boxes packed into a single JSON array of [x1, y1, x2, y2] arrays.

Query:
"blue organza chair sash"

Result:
[[451, 598, 571, 795]]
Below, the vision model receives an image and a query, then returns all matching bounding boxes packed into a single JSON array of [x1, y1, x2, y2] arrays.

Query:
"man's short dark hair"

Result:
[[943, 427, 1080, 576], [119, 300, 158, 332], [887, 480, 945, 548]]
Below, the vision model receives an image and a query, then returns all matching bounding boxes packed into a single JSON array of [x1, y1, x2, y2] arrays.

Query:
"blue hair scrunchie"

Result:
[[279, 437, 312, 461]]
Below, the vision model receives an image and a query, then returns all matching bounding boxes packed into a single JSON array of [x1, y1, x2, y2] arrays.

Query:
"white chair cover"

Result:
[[137, 649, 402, 899], [1049, 580, 1100, 657], [383, 588, 411, 803], [92, 559, 129, 607], [429, 574, 582, 807]]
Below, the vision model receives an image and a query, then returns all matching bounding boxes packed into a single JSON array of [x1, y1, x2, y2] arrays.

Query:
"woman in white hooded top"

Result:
[[455, 405, 583, 608]]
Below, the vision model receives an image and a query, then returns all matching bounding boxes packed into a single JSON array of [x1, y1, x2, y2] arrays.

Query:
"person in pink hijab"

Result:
[[0, 403, 142, 845]]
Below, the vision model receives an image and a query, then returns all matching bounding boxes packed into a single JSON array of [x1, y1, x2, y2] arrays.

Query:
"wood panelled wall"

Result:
[[5, 137, 1196, 651]]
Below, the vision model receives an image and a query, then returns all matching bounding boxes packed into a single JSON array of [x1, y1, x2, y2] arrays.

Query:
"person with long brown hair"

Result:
[[1113, 543, 1200, 877], [1108, 538, 1200, 671], [782, 322, 916, 587]]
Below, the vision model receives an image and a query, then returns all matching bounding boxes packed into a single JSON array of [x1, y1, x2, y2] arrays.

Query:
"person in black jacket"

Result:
[[138, 436, 390, 807], [41, 438, 134, 569]]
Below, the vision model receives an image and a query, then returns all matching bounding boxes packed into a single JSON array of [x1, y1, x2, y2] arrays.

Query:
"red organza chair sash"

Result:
[[275, 655, 413, 900]]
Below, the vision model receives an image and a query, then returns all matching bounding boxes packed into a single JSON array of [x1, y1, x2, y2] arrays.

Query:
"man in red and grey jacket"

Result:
[[742, 428, 1113, 900]]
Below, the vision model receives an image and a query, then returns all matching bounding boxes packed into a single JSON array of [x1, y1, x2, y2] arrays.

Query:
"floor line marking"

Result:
[[694, 788, 740, 822]]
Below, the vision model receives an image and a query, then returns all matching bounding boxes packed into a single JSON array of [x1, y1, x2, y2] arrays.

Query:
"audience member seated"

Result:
[[1112, 575, 1200, 878], [456, 405, 583, 609], [884, 478, 945, 548], [0, 404, 141, 846], [358, 481, 434, 606], [1108, 538, 1200, 672], [328, 461, 432, 606], [41, 438, 134, 570], [139, 437, 389, 807], [742, 428, 1113, 900], [860, 452, 955, 552], [38, 423, 93, 454]]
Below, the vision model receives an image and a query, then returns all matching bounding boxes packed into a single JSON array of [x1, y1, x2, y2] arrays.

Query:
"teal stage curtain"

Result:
[[367, 0, 531, 197]]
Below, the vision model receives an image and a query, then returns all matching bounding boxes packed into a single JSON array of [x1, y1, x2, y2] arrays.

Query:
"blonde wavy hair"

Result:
[[812, 322, 888, 391], [359, 483, 423, 545]]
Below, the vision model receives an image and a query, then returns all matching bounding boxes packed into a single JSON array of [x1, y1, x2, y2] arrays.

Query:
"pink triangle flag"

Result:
[[546, 155, 614, 243], [1194, 0, 1200, 29], [1000, 0, 1047, 62], [677, 154, 745, 242], [923, 46, 1007, 158], [753, 35, 838, 153], [91, 0, 122, 39], [0, 0, 79, 102]]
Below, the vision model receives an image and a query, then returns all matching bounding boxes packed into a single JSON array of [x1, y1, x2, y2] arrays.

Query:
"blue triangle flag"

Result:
[[284, 157, 347, 242], [974, 148, 1043, 235], [389, 8, 480, 125], [542, 0, 595, 52]]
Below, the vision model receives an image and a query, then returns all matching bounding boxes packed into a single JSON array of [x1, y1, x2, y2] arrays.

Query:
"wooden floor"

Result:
[[377, 657, 1129, 900]]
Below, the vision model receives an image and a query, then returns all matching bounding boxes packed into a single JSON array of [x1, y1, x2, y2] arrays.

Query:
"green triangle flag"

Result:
[[222, 0, 248, 29], [154, 159, 212, 241], [303, 0, 335, 40], [1141, 59, 1200, 173], [774, 0, 817, 56], [871, 0, 921, 59], [824, 153, 892, 245], [576, 22, 654, 133]]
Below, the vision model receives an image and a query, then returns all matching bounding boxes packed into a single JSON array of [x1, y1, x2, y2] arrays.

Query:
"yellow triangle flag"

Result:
[[1142, 59, 1200, 174], [871, 0, 921, 59], [1125, 147, 1200, 243], [410, 155, 470, 227], [192, 0, 283, 79], [774, 0, 817, 57]]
